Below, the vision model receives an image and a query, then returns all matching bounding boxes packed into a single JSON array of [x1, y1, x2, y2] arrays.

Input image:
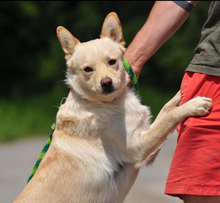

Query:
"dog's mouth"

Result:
[[102, 87, 115, 95]]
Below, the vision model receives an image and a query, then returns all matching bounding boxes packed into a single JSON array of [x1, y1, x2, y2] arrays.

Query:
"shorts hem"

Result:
[[165, 185, 220, 199]]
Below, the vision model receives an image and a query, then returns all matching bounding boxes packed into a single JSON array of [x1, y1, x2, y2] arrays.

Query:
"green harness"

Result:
[[27, 58, 139, 183]]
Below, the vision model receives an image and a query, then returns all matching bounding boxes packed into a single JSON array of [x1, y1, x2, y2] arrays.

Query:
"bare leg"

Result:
[[182, 195, 220, 203]]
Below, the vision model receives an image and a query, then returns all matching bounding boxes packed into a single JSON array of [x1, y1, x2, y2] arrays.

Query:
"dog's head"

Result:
[[57, 12, 130, 103]]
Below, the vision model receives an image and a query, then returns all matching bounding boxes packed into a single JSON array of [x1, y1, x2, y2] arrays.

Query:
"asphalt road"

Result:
[[0, 131, 182, 203]]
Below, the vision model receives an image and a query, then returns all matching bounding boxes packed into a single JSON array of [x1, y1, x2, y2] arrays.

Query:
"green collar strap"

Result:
[[122, 57, 139, 95]]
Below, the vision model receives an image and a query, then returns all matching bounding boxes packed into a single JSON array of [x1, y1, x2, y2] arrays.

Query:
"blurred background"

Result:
[[0, 1, 210, 141]]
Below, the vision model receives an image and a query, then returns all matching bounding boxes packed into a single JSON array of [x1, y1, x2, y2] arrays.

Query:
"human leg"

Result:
[[182, 195, 220, 203]]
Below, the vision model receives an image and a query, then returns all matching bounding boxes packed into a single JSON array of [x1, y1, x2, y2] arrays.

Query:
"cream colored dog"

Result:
[[14, 12, 212, 203]]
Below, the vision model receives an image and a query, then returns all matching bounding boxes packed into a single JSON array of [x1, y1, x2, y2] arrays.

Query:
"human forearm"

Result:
[[124, 1, 198, 78]]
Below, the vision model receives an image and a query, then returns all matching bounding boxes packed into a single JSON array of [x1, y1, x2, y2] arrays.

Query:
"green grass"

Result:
[[0, 89, 67, 142]]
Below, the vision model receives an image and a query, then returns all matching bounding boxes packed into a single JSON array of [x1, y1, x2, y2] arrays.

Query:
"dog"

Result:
[[14, 12, 213, 203]]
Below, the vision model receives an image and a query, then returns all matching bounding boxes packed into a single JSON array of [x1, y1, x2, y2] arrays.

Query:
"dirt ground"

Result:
[[0, 131, 182, 203]]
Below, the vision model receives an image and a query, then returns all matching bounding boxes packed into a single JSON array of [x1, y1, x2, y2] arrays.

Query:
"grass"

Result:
[[0, 87, 175, 142], [0, 89, 67, 142]]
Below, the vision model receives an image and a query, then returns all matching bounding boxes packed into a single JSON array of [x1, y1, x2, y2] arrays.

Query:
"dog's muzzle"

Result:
[[101, 77, 114, 94]]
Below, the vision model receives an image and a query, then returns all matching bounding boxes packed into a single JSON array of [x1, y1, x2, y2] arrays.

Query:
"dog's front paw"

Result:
[[185, 96, 213, 116]]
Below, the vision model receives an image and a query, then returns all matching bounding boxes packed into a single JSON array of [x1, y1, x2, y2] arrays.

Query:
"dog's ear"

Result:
[[100, 12, 125, 46], [56, 26, 80, 61]]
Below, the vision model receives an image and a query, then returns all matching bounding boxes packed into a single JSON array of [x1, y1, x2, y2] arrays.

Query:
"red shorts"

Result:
[[165, 71, 220, 199]]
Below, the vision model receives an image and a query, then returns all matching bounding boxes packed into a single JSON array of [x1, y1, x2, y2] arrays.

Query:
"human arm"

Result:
[[123, 1, 198, 78]]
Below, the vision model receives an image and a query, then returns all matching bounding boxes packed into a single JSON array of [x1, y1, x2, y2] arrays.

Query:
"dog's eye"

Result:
[[84, 67, 93, 72], [109, 59, 116, 66]]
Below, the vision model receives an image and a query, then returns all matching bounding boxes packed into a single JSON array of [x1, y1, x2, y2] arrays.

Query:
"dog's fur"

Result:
[[14, 12, 212, 203]]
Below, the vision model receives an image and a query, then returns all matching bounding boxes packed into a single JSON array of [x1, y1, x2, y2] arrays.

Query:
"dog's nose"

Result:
[[101, 77, 114, 94]]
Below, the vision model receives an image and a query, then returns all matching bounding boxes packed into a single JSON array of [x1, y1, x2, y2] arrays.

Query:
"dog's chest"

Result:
[[57, 92, 150, 140], [83, 104, 149, 140]]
